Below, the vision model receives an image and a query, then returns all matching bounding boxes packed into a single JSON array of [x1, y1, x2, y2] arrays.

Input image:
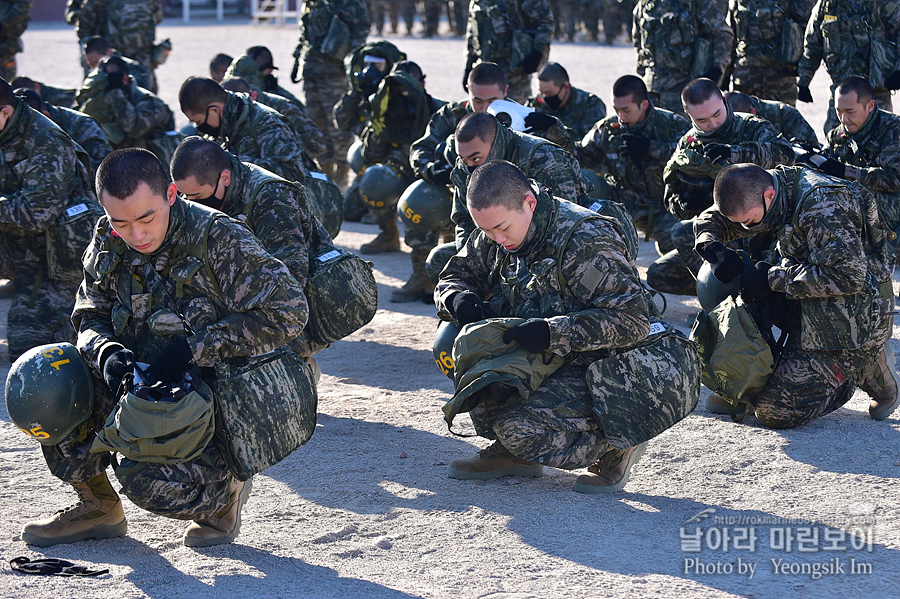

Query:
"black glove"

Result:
[[700, 241, 744, 284], [502, 318, 551, 353], [264, 73, 279, 92], [619, 133, 651, 158], [518, 49, 543, 75], [818, 158, 846, 178], [463, 55, 476, 92], [702, 67, 722, 85], [291, 45, 302, 84], [523, 112, 556, 135], [797, 86, 813, 103], [101, 346, 135, 395], [449, 291, 495, 326], [147, 339, 193, 385], [703, 142, 731, 165], [886, 71, 900, 91], [106, 71, 126, 91], [740, 261, 773, 303], [427, 160, 453, 186], [9, 556, 109, 577]]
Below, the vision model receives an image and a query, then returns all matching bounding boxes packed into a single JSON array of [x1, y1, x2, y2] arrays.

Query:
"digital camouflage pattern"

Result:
[[825, 108, 900, 232], [0, 103, 97, 361], [224, 54, 304, 109], [739, 95, 819, 145], [76, 0, 163, 68], [728, 0, 815, 104], [579, 104, 690, 246], [44, 103, 114, 176], [694, 166, 894, 427], [254, 89, 327, 160], [0, 0, 32, 81], [465, 0, 555, 102], [632, 0, 734, 113], [526, 85, 607, 141]]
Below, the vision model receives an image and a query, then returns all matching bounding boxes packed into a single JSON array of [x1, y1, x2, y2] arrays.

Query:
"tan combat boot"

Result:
[[391, 247, 435, 303], [861, 340, 900, 421], [21, 471, 127, 547], [574, 442, 648, 494], [447, 440, 544, 480], [183, 476, 253, 548], [359, 218, 401, 254]]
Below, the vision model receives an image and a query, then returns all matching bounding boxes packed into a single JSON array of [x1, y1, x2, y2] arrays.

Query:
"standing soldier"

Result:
[[77, 0, 166, 78], [526, 62, 607, 142], [728, 0, 815, 105], [0, 0, 31, 81], [724, 91, 819, 146], [464, 0, 554, 102], [291, 0, 370, 186], [633, 0, 733, 114]]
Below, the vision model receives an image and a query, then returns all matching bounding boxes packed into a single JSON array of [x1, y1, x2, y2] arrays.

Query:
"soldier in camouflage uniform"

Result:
[[798, 0, 900, 134], [695, 163, 899, 426], [435, 160, 693, 492], [0, 0, 32, 81], [724, 91, 819, 146], [633, 0, 734, 114], [82, 35, 156, 94], [728, 0, 815, 105], [10, 76, 76, 109], [20, 148, 309, 548], [225, 49, 304, 110], [464, 0, 554, 102], [76, 0, 163, 70], [579, 75, 690, 253], [292, 0, 370, 184], [209, 53, 233, 84], [647, 78, 794, 295], [525, 62, 607, 142]]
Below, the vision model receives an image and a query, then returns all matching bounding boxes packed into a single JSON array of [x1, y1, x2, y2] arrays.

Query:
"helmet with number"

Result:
[[696, 250, 752, 312], [433, 320, 461, 380], [5, 343, 94, 445], [358, 163, 408, 209], [347, 139, 365, 174], [397, 180, 452, 231]]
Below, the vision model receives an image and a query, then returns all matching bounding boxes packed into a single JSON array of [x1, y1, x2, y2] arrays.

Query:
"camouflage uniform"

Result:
[[0, 103, 98, 361], [741, 94, 819, 145], [633, 0, 734, 114], [728, 0, 815, 105], [694, 166, 894, 428], [254, 89, 328, 163], [647, 108, 794, 294], [294, 0, 370, 168], [44, 103, 114, 177], [525, 85, 607, 141], [76, 0, 163, 68], [104, 52, 156, 94], [30, 82, 76, 110], [435, 187, 658, 466], [799, 0, 900, 134], [465, 0, 555, 102], [51, 198, 308, 519], [223, 54, 304, 110], [579, 103, 690, 251], [0, 0, 32, 81]]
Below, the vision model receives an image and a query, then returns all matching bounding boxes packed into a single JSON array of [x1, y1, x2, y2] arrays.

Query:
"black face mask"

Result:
[[387, 94, 416, 121], [194, 174, 222, 207], [196, 106, 221, 138], [542, 92, 563, 110]]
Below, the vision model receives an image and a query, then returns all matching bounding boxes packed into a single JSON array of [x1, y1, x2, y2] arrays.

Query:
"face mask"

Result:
[[739, 194, 769, 230], [194, 174, 222, 207], [196, 106, 221, 138], [358, 64, 386, 97], [387, 94, 416, 121], [542, 93, 563, 110]]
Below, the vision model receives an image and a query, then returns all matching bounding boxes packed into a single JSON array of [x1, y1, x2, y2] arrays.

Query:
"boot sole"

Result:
[[447, 463, 544, 480], [183, 477, 253, 548], [573, 443, 648, 495], [21, 519, 127, 547]]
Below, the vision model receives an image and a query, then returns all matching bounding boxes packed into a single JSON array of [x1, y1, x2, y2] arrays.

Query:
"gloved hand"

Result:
[[502, 318, 551, 353], [427, 160, 453, 186], [740, 261, 773, 303], [106, 71, 126, 91], [818, 158, 846, 178], [291, 45, 302, 84], [619, 133, 651, 158], [886, 71, 900, 91], [449, 291, 492, 326], [702, 67, 723, 85], [264, 73, 279, 92], [797, 86, 813, 103], [523, 112, 556, 135], [703, 142, 732, 165], [700, 241, 743, 284], [101, 346, 135, 395], [148, 339, 193, 385], [518, 49, 544, 75], [463, 55, 476, 92]]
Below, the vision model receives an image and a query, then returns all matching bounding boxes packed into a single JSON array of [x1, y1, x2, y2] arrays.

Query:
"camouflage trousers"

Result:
[[305, 74, 356, 167], [448, 0, 468, 36], [0, 54, 16, 82], [41, 372, 234, 521], [646, 219, 700, 296], [470, 365, 611, 470], [824, 85, 893, 135], [426, 241, 457, 284], [648, 88, 687, 116], [753, 315, 893, 429], [733, 66, 799, 106], [7, 263, 79, 362], [421, 0, 443, 36], [506, 73, 535, 104]]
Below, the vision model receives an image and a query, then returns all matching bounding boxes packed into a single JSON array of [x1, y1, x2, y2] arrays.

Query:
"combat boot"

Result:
[[704, 394, 752, 419], [391, 247, 435, 303], [183, 476, 253, 548], [360, 218, 401, 254], [861, 340, 900, 420], [21, 471, 127, 546], [447, 440, 544, 480], [574, 442, 648, 494]]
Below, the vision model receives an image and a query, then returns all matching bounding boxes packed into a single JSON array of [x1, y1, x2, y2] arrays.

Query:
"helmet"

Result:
[[487, 100, 534, 132], [696, 250, 752, 312], [397, 180, 453, 231], [5, 343, 94, 445], [433, 320, 461, 380], [347, 139, 365, 174], [580, 168, 612, 200], [358, 163, 408, 209]]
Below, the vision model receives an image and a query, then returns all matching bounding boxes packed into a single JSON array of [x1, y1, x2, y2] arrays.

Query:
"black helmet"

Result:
[[433, 320, 461, 380]]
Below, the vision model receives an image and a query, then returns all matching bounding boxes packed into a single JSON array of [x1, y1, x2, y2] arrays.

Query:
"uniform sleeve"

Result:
[[75, 0, 104, 39], [74, 115, 114, 173], [844, 123, 900, 193], [106, 88, 170, 140], [692, 204, 757, 249], [696, 0, 734, 76], [529, 144, 589, 203], [798, 0, 825, 87], [250, 182, 313, 289], [243, 114, 308, 181], [410, 105, 455, 180], [340, 0, 371, 50], [578, 122, 608, 170], [0, 0, 32, 38], [731, 118, 795, 168], [434, 230, 496, 321], [521, 0, 554, 53], [782, 105, 820, 146]]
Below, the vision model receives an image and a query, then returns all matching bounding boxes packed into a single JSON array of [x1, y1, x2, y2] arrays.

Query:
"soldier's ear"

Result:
[[166, 183, 178, 206], [221, 169, 232, 188]]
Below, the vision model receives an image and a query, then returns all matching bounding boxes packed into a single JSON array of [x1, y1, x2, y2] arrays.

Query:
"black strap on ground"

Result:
[[9, 556, 109, 577]]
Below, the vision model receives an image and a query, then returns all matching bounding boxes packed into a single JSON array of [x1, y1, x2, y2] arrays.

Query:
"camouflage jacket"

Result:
[[580, 104, 690, 212], [410, 99, 574, 183], [436, 185, 650, 360], [224, 54, 305, 108], [465, 0, 554, 74], [694, 166, 894, 351], [109, 52, 155, 93], [76, 72, 174, 146], [633, 0, 734, 92], [35, 81, 77, 109], [745, 95, 819, 145], [0, 103, 96, 267], [728, 0, 815, 72], [0, 0, 32, 56], [664, 108, 794, 219], [45, 103, 114, 176], [826, 108, 900, 230], [297, 0, 371, 75], [449, 124, 589, 247], [253, 89, 327, 160], [526, 86, 607, 141], [76, 0, 163, 66], [799, 0, 900, 89], [73, 197, 308, 371]]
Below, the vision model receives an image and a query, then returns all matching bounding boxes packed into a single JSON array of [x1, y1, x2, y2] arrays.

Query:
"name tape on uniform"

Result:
[[66, 204, 89, 218]]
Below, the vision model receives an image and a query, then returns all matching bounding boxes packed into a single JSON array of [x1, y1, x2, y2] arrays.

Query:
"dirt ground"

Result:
[[1, 17, 898, 599]]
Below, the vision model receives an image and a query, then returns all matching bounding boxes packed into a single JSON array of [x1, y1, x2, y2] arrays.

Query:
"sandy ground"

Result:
[[1, 18, 899, 599]]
